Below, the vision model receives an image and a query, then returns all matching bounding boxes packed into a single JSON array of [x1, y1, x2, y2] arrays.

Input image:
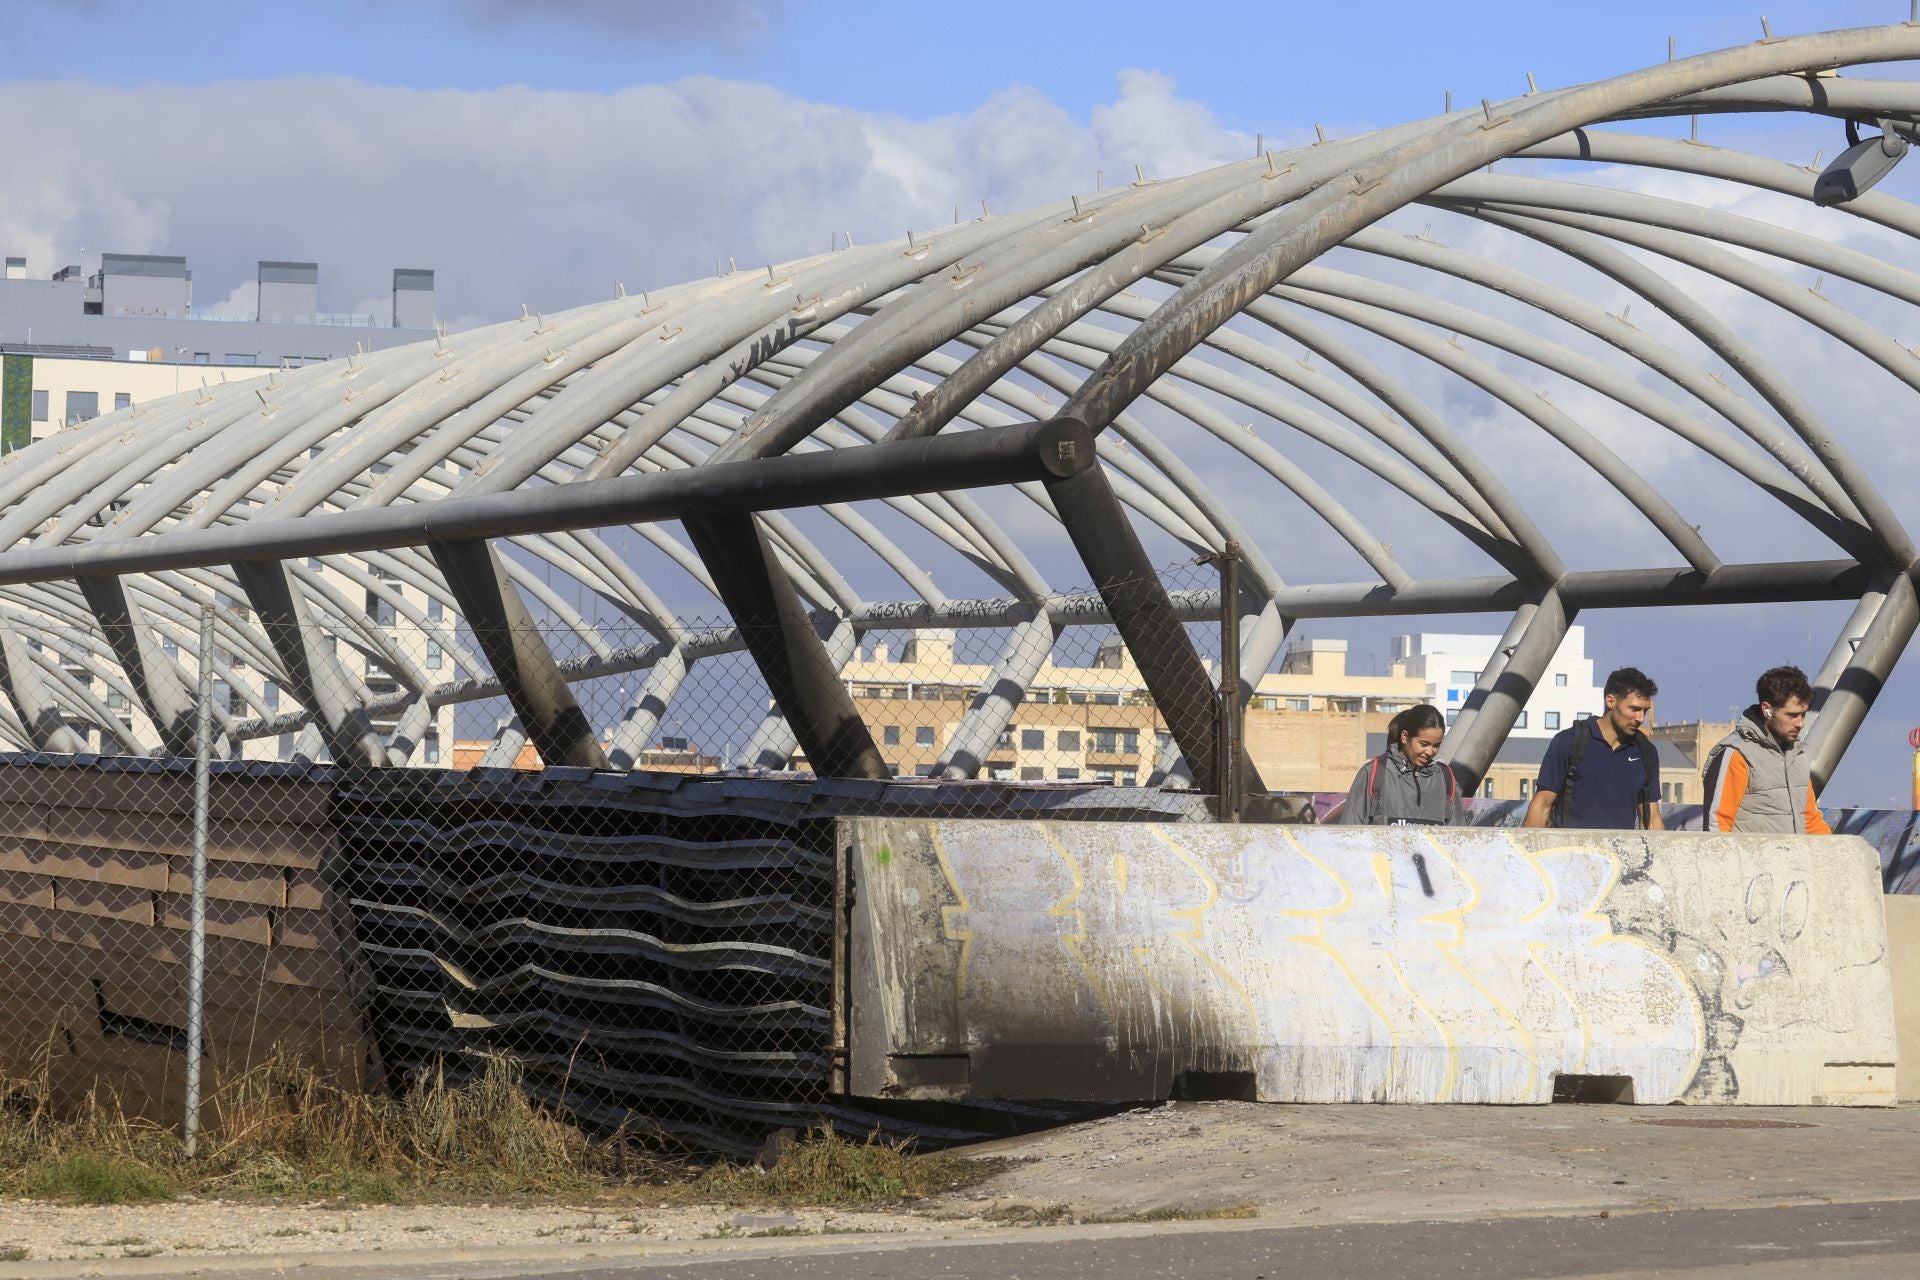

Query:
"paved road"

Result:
[[506, 1201, 1920, 1280], [209, 1200, 1920, 1280]]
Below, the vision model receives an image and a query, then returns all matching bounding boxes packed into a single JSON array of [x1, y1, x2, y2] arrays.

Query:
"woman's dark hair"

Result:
[[1387, 703, 1446, 751]]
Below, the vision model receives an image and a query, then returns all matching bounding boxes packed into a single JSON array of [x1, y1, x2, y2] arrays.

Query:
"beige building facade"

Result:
[[832, 628, 1705, 803]]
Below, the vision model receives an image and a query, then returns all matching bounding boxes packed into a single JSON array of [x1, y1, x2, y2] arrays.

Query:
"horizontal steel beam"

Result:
[[0, 418, 1094, 588]]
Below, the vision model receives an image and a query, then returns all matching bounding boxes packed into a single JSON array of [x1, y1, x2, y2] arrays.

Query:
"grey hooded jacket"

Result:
[[1340, 744, 1464, 826]]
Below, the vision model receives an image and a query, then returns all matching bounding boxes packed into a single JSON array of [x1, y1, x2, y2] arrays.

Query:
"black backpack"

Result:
[[1549, 724, 1658, 829]]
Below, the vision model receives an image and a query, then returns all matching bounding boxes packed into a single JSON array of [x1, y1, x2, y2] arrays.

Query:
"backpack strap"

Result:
[[1637, 737, 1659, 829], [1550, 725, 1589, 828], [1365, 755, 1381, 822]]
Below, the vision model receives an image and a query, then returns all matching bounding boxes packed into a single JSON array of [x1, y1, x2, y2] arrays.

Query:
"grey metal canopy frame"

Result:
[[5, 19, 1920, 794]]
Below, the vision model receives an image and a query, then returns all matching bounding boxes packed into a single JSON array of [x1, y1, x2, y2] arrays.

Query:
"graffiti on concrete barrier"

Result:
[[885, 821, 1896, 1106]]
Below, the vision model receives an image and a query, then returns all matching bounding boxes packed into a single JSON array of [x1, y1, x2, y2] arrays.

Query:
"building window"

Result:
[[1519, 779, 1531, 798], [30, 390, 47, 422], [1021, 729, 1045, 751], [1554, 673, 1568, 687], [1575, 710, 1591, 721], [1056, 729, 1080, 752], [193, 352, 209, 364], [114, 392, 131, 411], [915, 726, 935, 747], [1447, 710, 1459, 724], [424, 730, 441, 764], [1672, 782, 1684, 803], [1058, 768, 1080, 780], [1544, 712, 1561, 730], [425, 639, 443, 670], [1019, 766, 1043, 781], [427, 597, 444, 622], [1259, 697, 1277, 711], [1515, 711, 1528, 729], [1482, 779, 1494, 797], [226, 353, 257, 365], [1286, 697, 1311, 711], [264, 681, 279, 712], [1116, 772, 1137, 786], [915, 764, 938, 777], [1450, 669, 1479, 684], [64, 390, 98, 425], [882, 725, 899, 746]]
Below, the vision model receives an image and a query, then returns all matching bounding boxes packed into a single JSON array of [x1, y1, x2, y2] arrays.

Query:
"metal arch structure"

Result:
[[5, 22, 1920, 797]]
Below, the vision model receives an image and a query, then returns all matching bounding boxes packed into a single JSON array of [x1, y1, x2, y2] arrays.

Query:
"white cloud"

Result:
[[0, 71, 1251, 330], [199, 278, 257, 319]]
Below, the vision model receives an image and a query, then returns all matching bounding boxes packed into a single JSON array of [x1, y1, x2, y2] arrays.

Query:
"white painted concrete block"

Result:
[[845, 821, 1897, 1106]]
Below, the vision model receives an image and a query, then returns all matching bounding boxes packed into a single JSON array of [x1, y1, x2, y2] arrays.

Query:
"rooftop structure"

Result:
[[0, 24, 1914, 800], [0, 252, 434, 370]]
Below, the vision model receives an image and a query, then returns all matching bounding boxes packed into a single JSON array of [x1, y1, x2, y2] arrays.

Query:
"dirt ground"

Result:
[[949, 1098, 1920, 1224], [3, 1101, 1918, 1276]]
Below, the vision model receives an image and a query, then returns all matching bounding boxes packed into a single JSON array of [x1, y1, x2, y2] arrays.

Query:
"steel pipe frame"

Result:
[[1, 25, 1919, 792]]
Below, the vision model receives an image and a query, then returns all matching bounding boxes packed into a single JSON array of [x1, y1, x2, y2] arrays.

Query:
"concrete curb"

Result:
[[14, 1194, 1920, 1280]]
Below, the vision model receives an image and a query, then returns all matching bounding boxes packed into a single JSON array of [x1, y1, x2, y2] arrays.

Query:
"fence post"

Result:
[[1215, 542, 1243, 822], [184, 603, 213, 1157]]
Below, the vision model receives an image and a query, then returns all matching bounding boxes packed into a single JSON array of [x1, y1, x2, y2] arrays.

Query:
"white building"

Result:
[[0, 252, 455, 766], [1390, 626, 1601, 739]]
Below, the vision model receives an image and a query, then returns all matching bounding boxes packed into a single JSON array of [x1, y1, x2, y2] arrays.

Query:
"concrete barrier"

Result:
[[843, 821, 1897, 1106], [1885, 894, 1920, 1103]]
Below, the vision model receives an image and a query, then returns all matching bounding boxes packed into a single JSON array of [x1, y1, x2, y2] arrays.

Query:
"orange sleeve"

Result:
[[1708, 750, 1749, 833], [1804, 784, 1831, 835]]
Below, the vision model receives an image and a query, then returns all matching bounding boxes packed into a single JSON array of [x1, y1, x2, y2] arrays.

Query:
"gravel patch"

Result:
[[0, 1199, 978, 1270]]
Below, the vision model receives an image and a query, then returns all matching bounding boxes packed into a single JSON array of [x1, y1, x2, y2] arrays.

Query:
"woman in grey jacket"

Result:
[[1339, 703, 1464, 826]]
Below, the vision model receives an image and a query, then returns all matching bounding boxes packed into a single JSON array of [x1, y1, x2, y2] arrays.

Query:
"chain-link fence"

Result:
[[0, 553, 1243, 1157]]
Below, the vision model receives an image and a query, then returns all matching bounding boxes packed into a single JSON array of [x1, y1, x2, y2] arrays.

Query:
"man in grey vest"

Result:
[[1703, 665, 1831, 835]]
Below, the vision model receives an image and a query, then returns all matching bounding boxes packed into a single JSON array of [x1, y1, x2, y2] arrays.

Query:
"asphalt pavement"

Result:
[[505, 1201, 1920, 1279], [104, 1199, 1917, 1280]]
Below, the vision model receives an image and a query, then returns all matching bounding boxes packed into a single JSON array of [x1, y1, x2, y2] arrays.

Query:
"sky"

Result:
[[5, 0, 1920, 804]]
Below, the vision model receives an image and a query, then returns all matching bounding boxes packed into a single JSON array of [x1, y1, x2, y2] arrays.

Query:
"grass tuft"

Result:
[[688, 1127, 1002, 1207], [1085, 1203, 1259, 1224], [0, 1050, 997, 1210], [23, 1154, 172, 1204]]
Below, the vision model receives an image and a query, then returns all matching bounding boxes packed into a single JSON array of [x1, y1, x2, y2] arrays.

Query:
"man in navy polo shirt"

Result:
[[1523, 667, 1665, 831]]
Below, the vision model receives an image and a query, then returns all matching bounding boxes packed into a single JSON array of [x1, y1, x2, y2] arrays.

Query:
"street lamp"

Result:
[[1814, 118, 1914, 206]]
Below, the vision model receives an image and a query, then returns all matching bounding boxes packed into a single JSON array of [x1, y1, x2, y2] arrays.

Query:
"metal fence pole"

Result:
[[1215, 542, 1243, 821], [183, 603, 213, 1157]]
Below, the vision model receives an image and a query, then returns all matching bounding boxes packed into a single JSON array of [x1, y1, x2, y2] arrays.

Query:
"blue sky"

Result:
[[14, 1, 1913, 124], [7, 0, 1920, 804]]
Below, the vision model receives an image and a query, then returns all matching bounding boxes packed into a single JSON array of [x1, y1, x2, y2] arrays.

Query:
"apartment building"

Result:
[[840, 630, 1168, 783], [1390, 627, 1602, 738], [833, 625, 1698, 800], [1, 252, 453, 765]]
